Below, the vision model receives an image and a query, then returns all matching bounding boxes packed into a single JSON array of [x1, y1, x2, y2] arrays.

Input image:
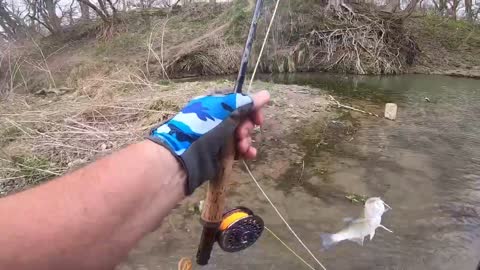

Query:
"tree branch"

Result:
[[28, 14, 53, 32], [77, 0, 109, 22]]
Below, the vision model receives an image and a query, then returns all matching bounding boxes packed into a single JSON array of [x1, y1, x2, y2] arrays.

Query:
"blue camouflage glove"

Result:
[[148, 93, 254, 195]]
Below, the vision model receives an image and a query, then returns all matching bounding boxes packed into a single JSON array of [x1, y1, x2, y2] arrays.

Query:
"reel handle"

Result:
[[196, 137, 235, 265]]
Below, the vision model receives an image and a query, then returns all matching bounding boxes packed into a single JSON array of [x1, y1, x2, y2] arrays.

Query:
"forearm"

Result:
[[0, 140, 186, 270]]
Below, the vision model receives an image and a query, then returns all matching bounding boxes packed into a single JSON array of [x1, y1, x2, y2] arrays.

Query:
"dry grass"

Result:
[[0, 44, 28, 97], [164, 23, 242, 77], [296, 7, 415, 74], [0, 69, 232, 195]]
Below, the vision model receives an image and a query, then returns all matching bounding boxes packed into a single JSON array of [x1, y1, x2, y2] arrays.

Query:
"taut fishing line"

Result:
[[242, 1, 328, 269]]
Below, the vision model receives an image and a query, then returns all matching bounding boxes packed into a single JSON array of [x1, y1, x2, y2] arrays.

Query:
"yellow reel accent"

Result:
[[219, 212, 249, 231], [178, 257, 192, 270]]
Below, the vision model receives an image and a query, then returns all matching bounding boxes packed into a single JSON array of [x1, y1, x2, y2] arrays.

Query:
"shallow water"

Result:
[[121, 73, 480, 270], [258, 73, 480, 270]]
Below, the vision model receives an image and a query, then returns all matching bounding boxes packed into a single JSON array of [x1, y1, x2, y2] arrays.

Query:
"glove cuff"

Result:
[[147, 136, 191, 195]]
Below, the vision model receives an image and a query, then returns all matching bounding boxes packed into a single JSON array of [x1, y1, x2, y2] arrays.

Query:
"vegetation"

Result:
[[417, 14, 480, 50], [0, 0, 479, 194], [1, 0, 479, 96], [0, 155, 57, 195]]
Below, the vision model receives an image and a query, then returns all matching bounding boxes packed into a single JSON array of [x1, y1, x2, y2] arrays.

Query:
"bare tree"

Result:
[[0, 0, 28, 39], [59, 0, 78, 26], [78, 0, 91, 21], [77, 0, 118, 23], [139, 0, 156, 8], [432, 0, 448, 15], [44, 0, 62, 32], [381, 0, 401, 12], [23, 0, 63, 34], [403, 0, 421, 14], [465, 0, 473, 20], [447, 0, 461, 19], [327, 0, 344, 10]]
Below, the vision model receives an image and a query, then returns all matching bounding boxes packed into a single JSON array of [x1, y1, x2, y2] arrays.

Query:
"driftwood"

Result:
[[328, 95, 379, 117]]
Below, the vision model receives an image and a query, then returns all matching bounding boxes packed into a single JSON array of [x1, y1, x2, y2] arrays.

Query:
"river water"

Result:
[[258, 73, 480, 270], [121, 73, 480, 270]]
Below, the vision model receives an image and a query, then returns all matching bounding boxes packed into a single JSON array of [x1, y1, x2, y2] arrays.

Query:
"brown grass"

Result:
[[164, 23, 242, 77], [0, 69, 232, 195]]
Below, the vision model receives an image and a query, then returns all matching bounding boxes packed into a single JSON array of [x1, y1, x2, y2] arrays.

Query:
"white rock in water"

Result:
[[385, 103, 398, 120]]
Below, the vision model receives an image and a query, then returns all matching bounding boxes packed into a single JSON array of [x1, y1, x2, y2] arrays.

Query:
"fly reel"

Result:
[[217, 207, 264, 252]]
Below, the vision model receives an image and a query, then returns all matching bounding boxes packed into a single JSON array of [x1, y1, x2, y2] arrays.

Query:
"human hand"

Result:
[[234, 91, 270, 159], [149, 90, 270, 195]]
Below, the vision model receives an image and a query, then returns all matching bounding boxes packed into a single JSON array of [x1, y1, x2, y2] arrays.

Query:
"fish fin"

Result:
[[350, 237, 364, 246], [383, 201, 392, 210], [369, 230, 376, 240], [379, 224, 393, 233], [320, 234, 337, 250], [343, 217, 354, 223]]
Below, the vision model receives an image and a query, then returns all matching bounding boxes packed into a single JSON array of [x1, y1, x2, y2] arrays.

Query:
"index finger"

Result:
[[250, 90, 270, 110]]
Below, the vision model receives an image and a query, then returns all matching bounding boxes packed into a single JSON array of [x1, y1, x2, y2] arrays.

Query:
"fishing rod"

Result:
[[196, 0, 265, 265]]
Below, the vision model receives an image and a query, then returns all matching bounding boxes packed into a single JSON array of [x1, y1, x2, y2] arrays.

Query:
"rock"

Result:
[[68, 158, 87, 168], [424, 97, 431, 102], [384, 103, 398, 120], [100, 143, 107, 151]]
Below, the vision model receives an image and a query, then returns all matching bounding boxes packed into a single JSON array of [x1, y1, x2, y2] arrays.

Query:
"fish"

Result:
[[320, 197, 392, 249]]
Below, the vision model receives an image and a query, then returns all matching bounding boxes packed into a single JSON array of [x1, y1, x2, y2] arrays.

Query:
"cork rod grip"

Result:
[[201, 137, 236, 223]]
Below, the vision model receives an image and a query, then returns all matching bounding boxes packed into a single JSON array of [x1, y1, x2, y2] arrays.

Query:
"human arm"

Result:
[[0, 91, 270, 270], [0, 140, 185, 270]]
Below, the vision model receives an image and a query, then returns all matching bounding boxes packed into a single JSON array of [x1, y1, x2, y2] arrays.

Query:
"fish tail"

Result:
[[320, 233, 337, 250]]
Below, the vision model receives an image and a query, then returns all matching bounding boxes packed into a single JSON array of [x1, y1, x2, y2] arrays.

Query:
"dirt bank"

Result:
[[0, 76, 346, 195], [2, 2, 478, 97], [407, 15, 480, 78]]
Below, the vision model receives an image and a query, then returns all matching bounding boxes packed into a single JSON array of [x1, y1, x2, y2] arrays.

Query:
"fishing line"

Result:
[[242, 0, 327, 269], [247, 0, 281, 94], [243, 161, 327, 270], [264, 226, 316, 270]]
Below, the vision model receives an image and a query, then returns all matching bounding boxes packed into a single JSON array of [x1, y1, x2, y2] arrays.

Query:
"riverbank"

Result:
[[0, 78, 353, 196], [1, 2, 479, 97], [407, 15, 480, 78]]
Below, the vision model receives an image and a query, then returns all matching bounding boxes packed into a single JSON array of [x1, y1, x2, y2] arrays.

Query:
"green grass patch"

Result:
[[95, 32, 145, 56], [0, 126, 22, 147], [10, 155, 57, 185], [1, 155, 58, 195], [419, 14, 480, 50], [225, 0, 250, 44]]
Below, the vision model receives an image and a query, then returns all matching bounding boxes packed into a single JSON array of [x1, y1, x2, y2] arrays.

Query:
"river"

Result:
[[258, 73, 480, 270], [120, 73, 480, 270]]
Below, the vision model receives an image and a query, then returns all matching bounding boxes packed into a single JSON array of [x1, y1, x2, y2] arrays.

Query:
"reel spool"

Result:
[[217, 207, 264, 252]]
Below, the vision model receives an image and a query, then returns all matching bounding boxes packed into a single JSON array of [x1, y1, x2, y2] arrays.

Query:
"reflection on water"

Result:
[[260, 73, 480, 270]]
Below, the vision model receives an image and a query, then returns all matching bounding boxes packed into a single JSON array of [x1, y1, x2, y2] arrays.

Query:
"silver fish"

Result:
[[321, 197, 392, 249]]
